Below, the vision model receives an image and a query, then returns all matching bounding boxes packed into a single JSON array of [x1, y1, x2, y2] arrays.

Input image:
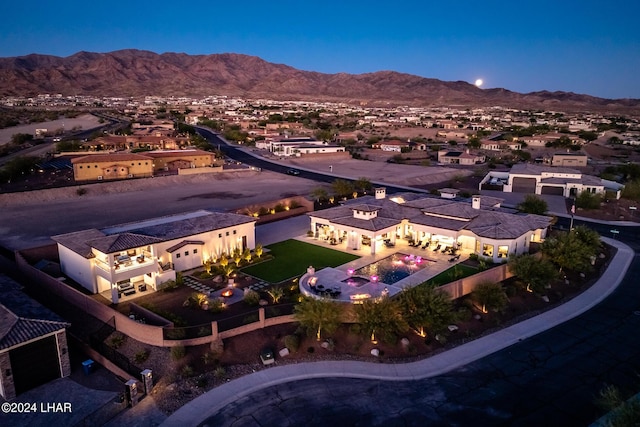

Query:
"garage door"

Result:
[[541, 186, 564, 195], [511, 177, 537, 193], [9, 335, 60, 395]]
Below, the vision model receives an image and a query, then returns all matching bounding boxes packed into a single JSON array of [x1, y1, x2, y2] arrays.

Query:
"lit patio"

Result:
[[298, 235, 472, 303]]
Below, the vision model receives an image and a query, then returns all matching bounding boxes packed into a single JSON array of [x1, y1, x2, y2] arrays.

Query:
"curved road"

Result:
[[196, 127, 420, 195], [199, 224, 640, 426]]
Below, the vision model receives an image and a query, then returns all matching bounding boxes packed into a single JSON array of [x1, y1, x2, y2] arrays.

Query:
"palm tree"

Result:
[[293, 297, 343, 341], [219, 254, 229, 268], [266, 286, 284, 304], [355, 297, 408, 344], [242, 247, 252, 263], [397, 285, 455, 338], [222, 264, 235, 279], [254, 244, 263, 258]]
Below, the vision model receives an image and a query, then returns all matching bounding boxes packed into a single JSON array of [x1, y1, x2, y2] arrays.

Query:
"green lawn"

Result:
[[423, 264, 479, 287], [241, 239, 360, 283]]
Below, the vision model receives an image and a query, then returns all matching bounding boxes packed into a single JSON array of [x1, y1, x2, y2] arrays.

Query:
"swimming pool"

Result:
[[354, 253, 431, 285]]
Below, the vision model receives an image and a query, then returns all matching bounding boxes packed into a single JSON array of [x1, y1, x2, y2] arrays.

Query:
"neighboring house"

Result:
[[551, 152, 588, 167], [480, 163, 622, 198], [480, 139, 521, 151], [308, 188, 551, 263], [371, 140, 410, 152], [0, 275, 70, 400], [71, 150, 215, 181], [84, 135, 189, 151], [438, 149, 485, 165], [72, 153, 154, 181], [264, 137, 345, 157], [52, 210, 256, 304]]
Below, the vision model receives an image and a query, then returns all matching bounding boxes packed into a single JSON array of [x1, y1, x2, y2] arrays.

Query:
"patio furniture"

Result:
[[434, 244, 441, 251], [421, 242, 429, 249]]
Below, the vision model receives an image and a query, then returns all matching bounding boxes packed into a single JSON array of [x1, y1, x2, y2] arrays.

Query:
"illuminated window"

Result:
[[475, 240, 481, 253], [482, 244, 494, 257], [498, 245, 509, 258]]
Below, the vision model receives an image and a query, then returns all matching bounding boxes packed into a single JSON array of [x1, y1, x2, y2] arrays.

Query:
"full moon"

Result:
[[475, 79, 483, 87]]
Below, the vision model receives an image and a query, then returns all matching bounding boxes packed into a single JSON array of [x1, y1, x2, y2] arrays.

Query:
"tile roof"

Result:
[[123, 211, 255, 241], [510, 163, 580, 175], [52, 229, 106, 258], [145, 150, 213, 159], [166, 240, 205, 253], [87, 233, 164, 254], [71, 153, 154, 164], [310, 193, 550, 240], [0, 275, 69, 350], [0, 312, 69, 350]]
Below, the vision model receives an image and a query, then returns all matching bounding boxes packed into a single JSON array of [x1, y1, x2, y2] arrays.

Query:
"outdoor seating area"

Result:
[[308, 277, 342, 298]]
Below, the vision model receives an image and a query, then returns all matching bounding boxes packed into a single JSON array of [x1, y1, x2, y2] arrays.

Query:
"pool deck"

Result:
[[297, 235, 473, 302]]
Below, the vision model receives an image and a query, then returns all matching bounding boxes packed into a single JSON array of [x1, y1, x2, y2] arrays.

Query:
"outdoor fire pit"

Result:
[[221, 288, 234, 298]]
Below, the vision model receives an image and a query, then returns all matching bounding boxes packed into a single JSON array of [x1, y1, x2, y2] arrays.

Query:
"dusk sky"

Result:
[[2, 0, 639, 99]]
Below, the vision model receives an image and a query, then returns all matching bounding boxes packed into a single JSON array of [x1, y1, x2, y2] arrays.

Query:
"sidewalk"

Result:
[[160, 237, 634, 427]]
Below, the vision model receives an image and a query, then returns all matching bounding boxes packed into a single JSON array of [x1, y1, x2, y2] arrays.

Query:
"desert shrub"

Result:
[[575, 190, 602, 210], [202, 351, 216, 366], [171, 345, 186, 361], [274, 203, 286, 212], [214, 366, 226, 379], [76, 187, 87, 196], [284, 335, 300, 353], [109, 333, 126, 349], [134, 349, 149, 363], [307, 346, 315, 353], [289, 200, 302, 209], [209, 298, 226, 313], [180, 365, 195, 378], [243, 289, 260, 306]]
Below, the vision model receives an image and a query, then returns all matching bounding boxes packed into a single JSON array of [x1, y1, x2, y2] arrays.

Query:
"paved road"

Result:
[[200, 233, 640, 426]]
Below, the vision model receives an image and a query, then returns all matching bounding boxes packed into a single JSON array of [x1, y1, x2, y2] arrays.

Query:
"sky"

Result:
[[2, 0, 639, 99]]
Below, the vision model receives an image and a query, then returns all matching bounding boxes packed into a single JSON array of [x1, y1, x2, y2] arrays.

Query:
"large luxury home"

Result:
[[308, 188, 552, 263], [52, 210, 256, 304]]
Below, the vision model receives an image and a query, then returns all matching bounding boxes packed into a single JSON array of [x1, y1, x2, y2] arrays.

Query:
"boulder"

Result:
[[370, 348, 380, 357], [279, 348, 290, 357]]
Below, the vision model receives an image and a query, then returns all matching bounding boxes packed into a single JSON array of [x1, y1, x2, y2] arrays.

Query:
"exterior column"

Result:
[[111, 283, 120, 304], [0, 351, 15, 400]]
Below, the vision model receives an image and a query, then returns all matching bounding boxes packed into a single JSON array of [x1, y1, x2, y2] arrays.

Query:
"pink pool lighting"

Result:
[[347, 268, 354, 276], [403, 254, 423, 265], [370, 275, 379, 282]]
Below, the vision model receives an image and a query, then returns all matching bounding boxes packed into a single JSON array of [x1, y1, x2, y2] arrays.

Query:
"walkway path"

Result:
[[161, 237, 634, 426]]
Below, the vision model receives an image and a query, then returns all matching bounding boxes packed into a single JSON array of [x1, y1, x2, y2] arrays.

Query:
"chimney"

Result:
[[375, 187, 386, 200], [472, 195, 481, 209]]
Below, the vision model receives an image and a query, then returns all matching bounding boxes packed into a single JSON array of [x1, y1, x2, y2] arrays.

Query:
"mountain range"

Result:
[[1, 49, 638, 112]]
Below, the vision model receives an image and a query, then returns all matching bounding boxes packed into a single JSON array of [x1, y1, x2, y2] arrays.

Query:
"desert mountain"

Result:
[[0, 49, 638, 111]]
